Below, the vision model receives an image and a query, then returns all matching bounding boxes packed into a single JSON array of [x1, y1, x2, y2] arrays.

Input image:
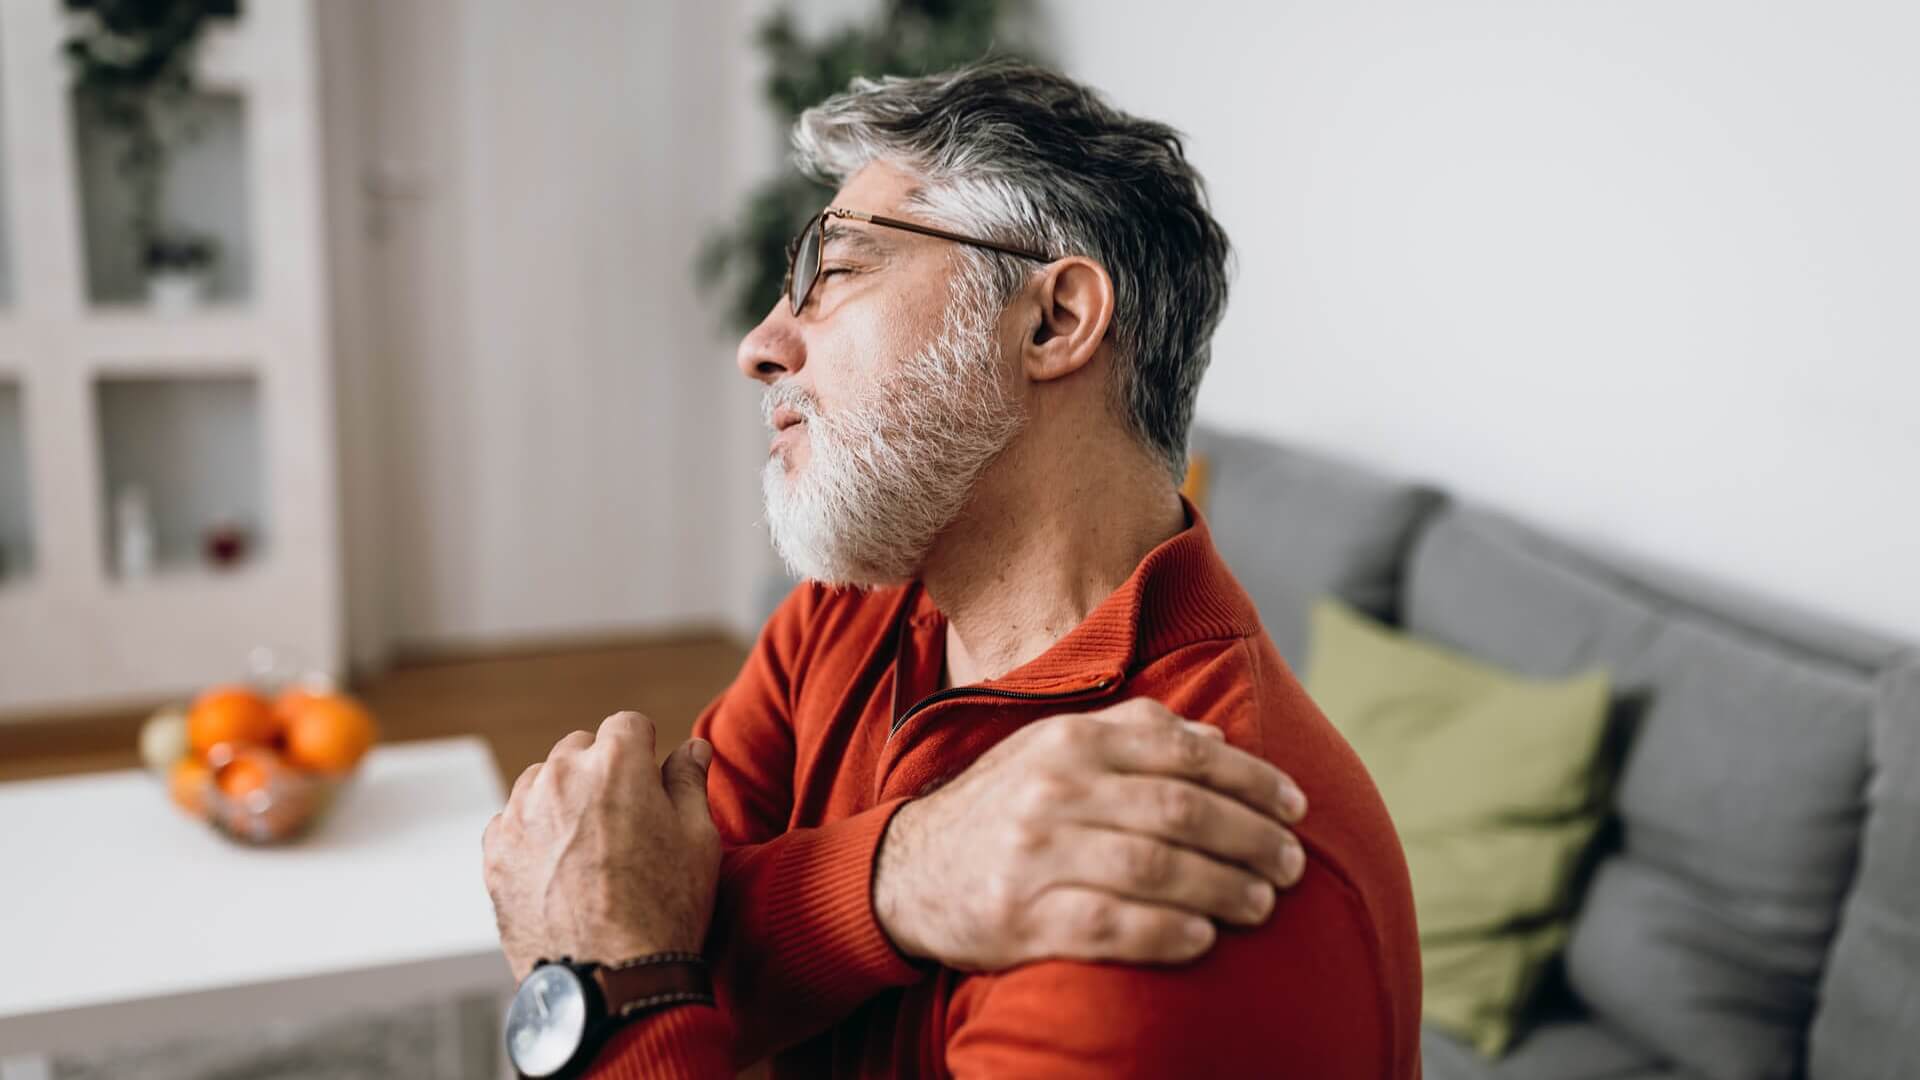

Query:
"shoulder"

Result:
[[1133, 630, 1405, 856], [945, 854, 1415, 1078], [1128, 630, 1328, 762], [1098, 630, 1424, 1072]]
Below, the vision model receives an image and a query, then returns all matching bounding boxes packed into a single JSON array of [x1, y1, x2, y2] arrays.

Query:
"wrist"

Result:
[[873, 798, 930, 960], [504, 954, 714, 1079]]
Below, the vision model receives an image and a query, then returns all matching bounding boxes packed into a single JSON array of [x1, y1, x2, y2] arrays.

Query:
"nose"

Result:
[[736, 301, 805, 385]]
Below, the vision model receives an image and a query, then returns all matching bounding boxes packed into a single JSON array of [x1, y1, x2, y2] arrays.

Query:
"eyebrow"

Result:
[[821, 222, 893, 258]]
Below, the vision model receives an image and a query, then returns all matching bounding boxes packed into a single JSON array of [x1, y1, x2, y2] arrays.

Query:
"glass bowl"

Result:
[[196, 744, 355, 845]]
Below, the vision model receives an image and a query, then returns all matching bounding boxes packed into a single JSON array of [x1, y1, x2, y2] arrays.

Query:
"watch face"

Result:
[[505, 965, 590, 1078]]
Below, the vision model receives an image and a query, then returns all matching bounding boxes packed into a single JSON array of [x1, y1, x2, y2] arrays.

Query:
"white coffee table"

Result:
[[0, 737, 514, 1071]]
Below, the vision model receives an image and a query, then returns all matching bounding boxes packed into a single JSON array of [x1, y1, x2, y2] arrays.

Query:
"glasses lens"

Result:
[[791, 218, 821, 314]]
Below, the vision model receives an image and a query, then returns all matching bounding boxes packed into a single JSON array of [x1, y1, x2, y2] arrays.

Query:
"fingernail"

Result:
[[689, 739, 712, 768], [1281, 838, 1305, 883], [1245, 881, 1274, 917], [1187, 918, 1215, 947], [1281, 782, 1308, 819]]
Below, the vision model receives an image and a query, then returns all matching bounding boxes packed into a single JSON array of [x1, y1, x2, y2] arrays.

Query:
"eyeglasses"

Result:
[[783, 206, 1057, 315]]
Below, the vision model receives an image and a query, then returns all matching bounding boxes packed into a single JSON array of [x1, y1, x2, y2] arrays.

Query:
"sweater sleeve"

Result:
[[587, 1005, 733, 1080], [942, 849, 1411, 1080], [688, 585, 924, 1067]]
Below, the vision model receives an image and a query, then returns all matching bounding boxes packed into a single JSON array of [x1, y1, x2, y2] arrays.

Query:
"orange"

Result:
[[216, 752, 277, 801], [282, 692, 378, 774], [187, 685, 279, 758], [273, 685, 321, 719], [168, 757, 212, 818], [270, 687, 324, 752]]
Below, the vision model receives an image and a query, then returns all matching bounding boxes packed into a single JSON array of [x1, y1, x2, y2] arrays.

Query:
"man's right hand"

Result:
[[873, 697, 1309, 971]]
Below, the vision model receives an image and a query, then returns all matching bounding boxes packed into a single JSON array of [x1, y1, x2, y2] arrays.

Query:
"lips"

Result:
[[771, 406, 806, 432]]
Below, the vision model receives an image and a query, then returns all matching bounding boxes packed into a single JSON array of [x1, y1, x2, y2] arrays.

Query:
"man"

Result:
[[485, 59, 1421, 1078]]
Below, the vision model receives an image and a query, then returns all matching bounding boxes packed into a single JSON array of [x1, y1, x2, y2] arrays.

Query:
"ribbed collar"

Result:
[[902, 497, 1262, 694]]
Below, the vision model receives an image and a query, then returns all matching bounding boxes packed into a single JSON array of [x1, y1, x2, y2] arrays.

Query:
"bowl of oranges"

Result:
[[141, 679, 379, 845]]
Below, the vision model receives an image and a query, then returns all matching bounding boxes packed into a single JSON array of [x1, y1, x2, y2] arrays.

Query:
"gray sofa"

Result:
[[1190, 425, 1920, 1080], [750, 423, 1917, 1076]]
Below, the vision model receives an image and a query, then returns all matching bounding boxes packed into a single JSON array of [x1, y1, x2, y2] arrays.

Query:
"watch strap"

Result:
[[592, 952, 714, 1020]]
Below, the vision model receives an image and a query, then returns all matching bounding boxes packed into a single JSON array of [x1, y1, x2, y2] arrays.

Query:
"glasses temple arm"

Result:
[[829, 208, 1056, 264]]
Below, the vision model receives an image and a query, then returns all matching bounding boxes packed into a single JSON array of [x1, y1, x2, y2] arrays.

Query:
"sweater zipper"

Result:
[[889, 675, 1119, 738]]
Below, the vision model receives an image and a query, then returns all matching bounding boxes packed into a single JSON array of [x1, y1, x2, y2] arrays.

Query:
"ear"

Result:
[[1018, 256, 1116, 384]]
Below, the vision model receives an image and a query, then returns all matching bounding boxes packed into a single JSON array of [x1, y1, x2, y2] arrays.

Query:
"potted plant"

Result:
[[142, 228, 218, 311], [697, 0, 1040, 332], [62, 0, 241, 309]]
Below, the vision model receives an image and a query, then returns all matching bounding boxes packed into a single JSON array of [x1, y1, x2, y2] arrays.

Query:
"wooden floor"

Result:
[[0, 632, 749, 786]]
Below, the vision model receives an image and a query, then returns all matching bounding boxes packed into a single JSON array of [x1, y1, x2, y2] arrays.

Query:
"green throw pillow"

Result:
[[1303, 599, 1612, 1056]]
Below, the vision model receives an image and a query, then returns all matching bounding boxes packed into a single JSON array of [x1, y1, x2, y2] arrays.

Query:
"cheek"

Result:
[[805, 267, 946, 411], [809, 317, 895, 413]]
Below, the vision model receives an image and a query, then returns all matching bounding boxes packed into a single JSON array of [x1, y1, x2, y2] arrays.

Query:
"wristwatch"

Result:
[[503, 951, 714, 1079]]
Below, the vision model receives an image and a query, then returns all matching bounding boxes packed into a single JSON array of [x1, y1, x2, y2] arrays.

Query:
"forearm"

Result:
[[705, 797, 926, 1064]]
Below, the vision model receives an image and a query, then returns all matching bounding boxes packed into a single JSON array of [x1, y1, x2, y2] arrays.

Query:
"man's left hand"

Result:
[[482, 711, 720, 983]]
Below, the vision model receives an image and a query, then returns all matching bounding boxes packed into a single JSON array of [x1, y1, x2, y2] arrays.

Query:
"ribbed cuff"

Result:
[[753, 796, 923, 999], [587, 1003, 732, 1079]]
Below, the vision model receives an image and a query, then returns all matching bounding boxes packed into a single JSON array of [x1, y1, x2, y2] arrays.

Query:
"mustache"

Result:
[[760, 382, 820, 429]]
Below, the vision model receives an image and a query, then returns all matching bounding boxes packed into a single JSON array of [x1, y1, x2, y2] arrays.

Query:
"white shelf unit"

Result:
[[0, 0, 341, 716]]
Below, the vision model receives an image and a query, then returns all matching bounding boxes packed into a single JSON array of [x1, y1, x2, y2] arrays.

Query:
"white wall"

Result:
[[322, 0, 776, 667], [1049, 1, 1920, 642]]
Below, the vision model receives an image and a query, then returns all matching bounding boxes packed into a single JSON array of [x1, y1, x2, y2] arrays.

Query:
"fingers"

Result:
[[660, 738, 717, 842], [1075, 774, 1304, 889], [597, 710, 657, 757], [1091, 698, 1190, 732], [553, 729, 595, 756], [509, 762, 541, 805], [542, 712, 657, 766], [507, 711, 659, 814], [1025, 886, 1217, 965], [1086, 706, 1306, 824], [481, 812, 501, 859], [1049, 823, 1276, 926]]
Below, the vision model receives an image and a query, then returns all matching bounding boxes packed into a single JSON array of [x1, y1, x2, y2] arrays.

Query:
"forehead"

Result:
[[832, 160, 922, 217], [819, 162, 928, 259]]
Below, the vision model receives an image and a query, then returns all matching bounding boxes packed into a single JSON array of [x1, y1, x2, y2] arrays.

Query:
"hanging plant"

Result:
[[697, 0, 1042, 333], [62, 0, 242, 277]]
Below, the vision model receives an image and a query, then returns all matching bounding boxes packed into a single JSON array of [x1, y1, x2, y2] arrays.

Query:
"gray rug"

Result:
[[46, 994, 500, 1080]]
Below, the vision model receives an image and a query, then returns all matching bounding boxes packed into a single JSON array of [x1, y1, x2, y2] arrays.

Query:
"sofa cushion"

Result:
[[1306, 599, 1614, 1054], [1423, 1018, 1676, 1080], [1305, 599, 1613, 933], [1402, 504, 1887, 1079], [1187, 426, 1443, 668], [1808, 658, 1920, 1078]]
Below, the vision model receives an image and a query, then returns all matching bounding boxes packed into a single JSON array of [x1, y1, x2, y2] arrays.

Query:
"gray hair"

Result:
[[792, 57, 1233, 478]]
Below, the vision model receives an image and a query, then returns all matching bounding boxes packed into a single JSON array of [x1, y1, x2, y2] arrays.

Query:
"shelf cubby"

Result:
[[72, 88, 253, 309], [93, 371, 265, 578]]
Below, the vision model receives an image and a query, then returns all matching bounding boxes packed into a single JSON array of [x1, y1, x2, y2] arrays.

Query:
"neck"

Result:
[[920, 434, 1186, 686]]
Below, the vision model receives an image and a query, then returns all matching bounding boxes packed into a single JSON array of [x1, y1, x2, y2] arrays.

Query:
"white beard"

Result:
[[760, 289, 1024, 588]]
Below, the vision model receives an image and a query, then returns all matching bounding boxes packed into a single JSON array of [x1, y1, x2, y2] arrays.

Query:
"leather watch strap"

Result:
[[592, 952, 715, 1019]]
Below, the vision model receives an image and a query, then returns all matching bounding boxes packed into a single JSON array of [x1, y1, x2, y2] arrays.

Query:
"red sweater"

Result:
[[592, 506, 1422, 1078]]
